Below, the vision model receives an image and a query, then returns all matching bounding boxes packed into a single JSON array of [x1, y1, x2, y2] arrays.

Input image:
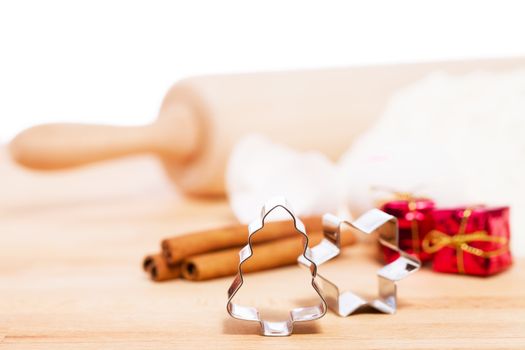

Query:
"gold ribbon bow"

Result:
[[422, 209, 508, 274]]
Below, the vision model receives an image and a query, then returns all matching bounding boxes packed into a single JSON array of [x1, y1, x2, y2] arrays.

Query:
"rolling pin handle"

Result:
[[9, 105, 200, 170]]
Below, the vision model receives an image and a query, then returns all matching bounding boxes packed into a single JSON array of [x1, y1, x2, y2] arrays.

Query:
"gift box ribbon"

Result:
[[373, 187, 424, 254], [422, 209, 508, 274]]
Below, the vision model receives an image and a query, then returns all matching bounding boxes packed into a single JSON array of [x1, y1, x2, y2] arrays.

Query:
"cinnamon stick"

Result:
[[143, 253, 181, 282], [161, 216, 323, 265], [181, 231, 356, 281]]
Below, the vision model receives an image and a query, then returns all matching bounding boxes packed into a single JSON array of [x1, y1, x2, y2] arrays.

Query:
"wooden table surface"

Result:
[[1, 148, 524, 349]]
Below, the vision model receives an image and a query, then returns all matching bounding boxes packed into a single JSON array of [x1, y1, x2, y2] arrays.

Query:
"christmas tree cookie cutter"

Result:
[[226, 197, 327, 336], [298, 209, 421, 316]]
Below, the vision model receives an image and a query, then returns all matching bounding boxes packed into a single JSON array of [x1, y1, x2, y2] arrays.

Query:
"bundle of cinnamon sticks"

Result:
[[143, 217, 356, 282]]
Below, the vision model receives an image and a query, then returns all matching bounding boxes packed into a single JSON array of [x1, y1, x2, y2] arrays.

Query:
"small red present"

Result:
[[423, 206, 512, 276], [380, 193, 435, 263]]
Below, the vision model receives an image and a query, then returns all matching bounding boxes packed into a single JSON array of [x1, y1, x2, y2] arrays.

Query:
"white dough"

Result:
[[227, 70, 525, 256]]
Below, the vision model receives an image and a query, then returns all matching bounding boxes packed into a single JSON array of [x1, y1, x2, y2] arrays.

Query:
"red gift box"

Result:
[[380, 195, 435, 263], [423, 206, 512, 276]]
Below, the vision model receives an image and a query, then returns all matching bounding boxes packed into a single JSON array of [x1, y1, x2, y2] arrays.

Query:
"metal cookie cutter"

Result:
[[226, 197, 327, 336], [298, 209, 421, 317]]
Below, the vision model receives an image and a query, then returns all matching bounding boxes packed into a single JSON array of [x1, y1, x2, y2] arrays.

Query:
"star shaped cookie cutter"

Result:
[[226, 197, 327, 336], [298, 209, 421, 316]]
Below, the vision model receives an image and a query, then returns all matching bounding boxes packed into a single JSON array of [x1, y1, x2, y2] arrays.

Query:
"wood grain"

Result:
[[0, 148, 524, 349]]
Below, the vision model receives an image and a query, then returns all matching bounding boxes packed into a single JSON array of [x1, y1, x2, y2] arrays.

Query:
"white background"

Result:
[[1, 0, 525, 142]]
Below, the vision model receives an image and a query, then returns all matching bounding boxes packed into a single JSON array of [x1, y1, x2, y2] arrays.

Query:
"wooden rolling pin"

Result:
[[9, 58, 525, 196]]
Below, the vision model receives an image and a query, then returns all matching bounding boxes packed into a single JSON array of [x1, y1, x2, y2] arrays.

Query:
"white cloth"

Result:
[[226, 70, 525, 256]]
